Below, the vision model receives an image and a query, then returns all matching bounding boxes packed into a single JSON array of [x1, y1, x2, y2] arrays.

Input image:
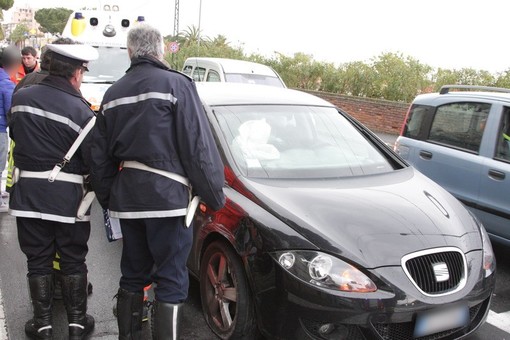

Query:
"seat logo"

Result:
[[432, 262, 449, 282]]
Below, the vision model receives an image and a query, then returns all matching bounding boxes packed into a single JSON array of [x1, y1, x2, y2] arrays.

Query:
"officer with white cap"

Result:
[[8, 43, 98, 340], [46, 44, 98, 72]]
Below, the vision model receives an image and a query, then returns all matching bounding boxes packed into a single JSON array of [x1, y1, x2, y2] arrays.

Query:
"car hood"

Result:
[[243, 167, 482, 268]]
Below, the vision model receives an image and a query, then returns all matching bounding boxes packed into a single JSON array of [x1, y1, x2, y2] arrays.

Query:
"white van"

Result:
[[182, 57, 286, 88], [61, 6, 145, 110]]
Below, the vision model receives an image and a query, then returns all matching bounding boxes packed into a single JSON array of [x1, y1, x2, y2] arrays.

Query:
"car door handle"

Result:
[[419, 151, 433, 160], [488, 169, 506, 181]]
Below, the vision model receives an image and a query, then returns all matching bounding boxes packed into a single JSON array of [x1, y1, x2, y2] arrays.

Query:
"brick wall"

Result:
[[302, 90, 410, 135]]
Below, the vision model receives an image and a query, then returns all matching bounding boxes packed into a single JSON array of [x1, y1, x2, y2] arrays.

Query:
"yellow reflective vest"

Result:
[[5, 140, 14, 191]]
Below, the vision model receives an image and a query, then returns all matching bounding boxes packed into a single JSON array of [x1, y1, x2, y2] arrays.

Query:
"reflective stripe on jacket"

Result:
[[89, 56, 225, 218], [8, 75, 94, 223]]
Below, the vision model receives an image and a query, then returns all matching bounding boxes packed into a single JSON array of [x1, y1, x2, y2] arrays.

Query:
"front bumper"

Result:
[[253, 264, 495, 340]]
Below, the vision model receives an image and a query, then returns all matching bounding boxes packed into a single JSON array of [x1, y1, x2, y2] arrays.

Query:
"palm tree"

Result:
[[211, 34, 229, 48], [181, 25, 203, 46]]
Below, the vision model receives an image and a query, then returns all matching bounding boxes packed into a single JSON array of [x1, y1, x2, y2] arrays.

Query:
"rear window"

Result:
[[224, 73, 285, 88]]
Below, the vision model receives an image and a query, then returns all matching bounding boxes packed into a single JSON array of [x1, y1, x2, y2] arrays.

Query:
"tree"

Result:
[[339, 61, 377, 97], [495, 69, 510, 89], [0, 0, 14, 18], [164, 26, 509, 102], [370, 52, 432, 102], [10, 23, 29, 45], [433, 68, 497, 91], [164, 27, 245, 71], [181, 25, 202, 46], [0, 0, 14, 40], [34, 7, 73, 34]]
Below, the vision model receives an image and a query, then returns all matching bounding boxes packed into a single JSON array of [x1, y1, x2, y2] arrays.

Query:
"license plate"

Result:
[[414, 305, 469, 338]]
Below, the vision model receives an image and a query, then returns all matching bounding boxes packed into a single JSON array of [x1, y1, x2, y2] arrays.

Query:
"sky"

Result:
[[5, 0, 510, 74]]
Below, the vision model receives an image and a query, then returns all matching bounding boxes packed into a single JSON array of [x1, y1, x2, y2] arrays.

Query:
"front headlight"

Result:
[[480, 225, 496, 277], [271, 250, 377, 293]]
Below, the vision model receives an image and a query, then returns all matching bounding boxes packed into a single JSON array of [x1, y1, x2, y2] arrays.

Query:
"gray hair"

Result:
[[127, 24, 163, 59]]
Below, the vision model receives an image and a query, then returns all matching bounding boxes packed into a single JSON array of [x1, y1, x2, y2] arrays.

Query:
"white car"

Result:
[[182, 57, 286, 88]]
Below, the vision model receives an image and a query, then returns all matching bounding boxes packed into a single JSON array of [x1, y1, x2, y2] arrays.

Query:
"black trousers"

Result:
[[17, 217, 91, 277], [119, 217, 193, 304]]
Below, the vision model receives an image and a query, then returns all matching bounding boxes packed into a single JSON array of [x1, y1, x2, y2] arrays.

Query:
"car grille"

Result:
[[372, 299, 486, 340], [402, 247, 466, 296]]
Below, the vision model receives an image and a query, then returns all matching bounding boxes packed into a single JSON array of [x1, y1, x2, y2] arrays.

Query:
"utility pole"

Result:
[[171, 0, 179, 68], [173, 0, 179, 38]]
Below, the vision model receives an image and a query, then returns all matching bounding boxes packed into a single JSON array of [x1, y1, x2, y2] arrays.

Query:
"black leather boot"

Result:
[[151, 300, 183, 340], [25, 274, 54, 340], [61, 274, 95, 340], [116, 288, 144, 340], [53, 275, 92, 301], [53, 271, 62, 300]]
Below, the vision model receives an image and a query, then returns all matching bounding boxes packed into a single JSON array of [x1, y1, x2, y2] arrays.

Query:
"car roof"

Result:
[[195, 82, 335, 107], [184, 57, 278, 76], [413, 85, 510, 105]]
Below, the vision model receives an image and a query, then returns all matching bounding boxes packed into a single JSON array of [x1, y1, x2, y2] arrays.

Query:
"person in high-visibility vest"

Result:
[[5, 140, 14, 192], [503, 131, 510, 148]]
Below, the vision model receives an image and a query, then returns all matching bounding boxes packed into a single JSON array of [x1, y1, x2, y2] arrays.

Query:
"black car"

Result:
[[187, 83, 496, 340]]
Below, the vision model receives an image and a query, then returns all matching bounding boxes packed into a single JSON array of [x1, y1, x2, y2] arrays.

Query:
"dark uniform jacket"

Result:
[[89, 56, 225, 218], [8, 75, 95, 223]]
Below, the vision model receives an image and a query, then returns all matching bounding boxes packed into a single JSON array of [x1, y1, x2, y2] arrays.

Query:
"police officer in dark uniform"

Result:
[[8, 43, 98, 340], [89, 24, 225, 339]]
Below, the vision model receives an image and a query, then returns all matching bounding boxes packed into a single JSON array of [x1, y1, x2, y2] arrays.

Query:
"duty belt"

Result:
[[14, 168, 93, 221], [17, 169, 84, 184], [121, 161, 200, 227], [9, 116, 97, 221]]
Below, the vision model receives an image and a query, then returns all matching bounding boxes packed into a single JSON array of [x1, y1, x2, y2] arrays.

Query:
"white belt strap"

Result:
[[20, 170, 84, 184], [121, 161, 190, 187], [121, 160, 200, 227], [49, 116, 96, 182]]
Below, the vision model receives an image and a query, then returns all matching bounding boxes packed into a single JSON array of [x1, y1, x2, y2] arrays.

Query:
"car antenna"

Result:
[[196, 0, 203, 80]]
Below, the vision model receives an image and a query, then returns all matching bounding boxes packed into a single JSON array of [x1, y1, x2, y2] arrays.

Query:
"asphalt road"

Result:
[[0, 201, 218, 340]]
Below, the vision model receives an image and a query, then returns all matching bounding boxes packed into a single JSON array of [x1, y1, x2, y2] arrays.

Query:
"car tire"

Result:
[[200, 240, 257, 339]]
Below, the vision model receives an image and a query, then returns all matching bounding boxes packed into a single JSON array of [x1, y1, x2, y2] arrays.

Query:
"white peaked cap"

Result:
[[46, 44, 99, 62]]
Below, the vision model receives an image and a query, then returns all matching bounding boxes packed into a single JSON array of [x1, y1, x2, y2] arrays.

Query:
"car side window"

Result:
[[192, 67, 206, 81], [206, 70, 221, 82], [428, 102, 490, 152], [182, 65, 193, 76], [496, 107, 510, 161]]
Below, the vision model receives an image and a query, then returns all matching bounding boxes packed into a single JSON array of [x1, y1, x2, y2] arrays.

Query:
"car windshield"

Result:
[[215, 105, 393, 178], [84, 46, 130, 83], [225, 73, 285, 88]]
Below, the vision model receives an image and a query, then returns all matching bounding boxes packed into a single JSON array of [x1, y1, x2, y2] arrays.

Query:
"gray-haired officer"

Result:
[[89, 24, 225, 339], [8, 43, 98, 340]]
